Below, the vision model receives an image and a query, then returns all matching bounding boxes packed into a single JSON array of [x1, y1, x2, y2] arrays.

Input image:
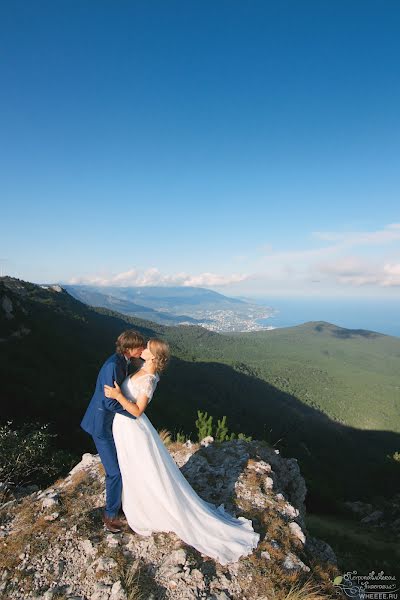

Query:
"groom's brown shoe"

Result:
[[117, 510, 127, 522], [103, 513, 123, 533]]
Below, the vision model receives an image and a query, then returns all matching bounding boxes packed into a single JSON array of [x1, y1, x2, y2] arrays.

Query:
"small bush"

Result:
[[215, 415, 229, 442], [158, 429, 172, 446], [195, 410, 252, 442], [0, 421, 74, 489], [195, 410, 213, 440]]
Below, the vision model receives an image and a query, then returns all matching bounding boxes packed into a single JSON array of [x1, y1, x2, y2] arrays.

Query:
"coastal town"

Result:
[[183, 308, 277, 333]]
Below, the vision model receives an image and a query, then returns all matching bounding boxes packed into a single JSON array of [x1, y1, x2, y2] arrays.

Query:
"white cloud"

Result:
[[250, 224, 400, 292], [312, 223, 400, 246], [382, 263, 400, 287], [69, 224, 400, 294], [314, 257, 400, 288], [69, 268, 249, 288]]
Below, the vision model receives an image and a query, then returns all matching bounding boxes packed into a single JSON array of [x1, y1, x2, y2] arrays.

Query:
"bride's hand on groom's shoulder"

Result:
[[104, 381, 122, 400]]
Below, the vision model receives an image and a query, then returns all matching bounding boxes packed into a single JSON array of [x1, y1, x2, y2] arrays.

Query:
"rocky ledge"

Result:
[[0, 439, 339, 599]]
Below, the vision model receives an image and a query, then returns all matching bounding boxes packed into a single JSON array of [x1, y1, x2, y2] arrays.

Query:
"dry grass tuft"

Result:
[[165, 441, 183, 453], [64, 469, 89, 492], [119, 558, 145, 600], [63, 469, 103, 501], [0, 495, 69, 595], [53, 477, 66, 487], [158, 429, 173, 446], [270, 577, 337, 600]]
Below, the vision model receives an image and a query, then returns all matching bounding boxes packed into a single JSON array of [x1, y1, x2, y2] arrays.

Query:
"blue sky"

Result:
[[1, 1, 399, 296]]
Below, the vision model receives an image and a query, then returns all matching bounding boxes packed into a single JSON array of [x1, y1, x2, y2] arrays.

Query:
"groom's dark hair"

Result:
[[116, 330, 146, 354]]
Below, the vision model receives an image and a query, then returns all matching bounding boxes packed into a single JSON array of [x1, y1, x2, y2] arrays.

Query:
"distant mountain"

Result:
[[1, 276, 399, 510], [65, 284, 247, 312], [64, 286, 201, 326], [228, 321, 400, 434], [64, 284, 271, 331]]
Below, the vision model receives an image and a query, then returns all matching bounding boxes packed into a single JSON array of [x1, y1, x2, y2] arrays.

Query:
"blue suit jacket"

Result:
[[81, 353, 136, 439]]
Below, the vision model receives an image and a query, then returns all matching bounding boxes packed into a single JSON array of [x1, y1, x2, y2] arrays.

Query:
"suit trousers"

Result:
[[92, 434, 122, 518]]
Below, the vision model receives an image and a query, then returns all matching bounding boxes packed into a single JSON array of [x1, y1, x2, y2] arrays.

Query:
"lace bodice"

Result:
[[121, 372, 159, 404]]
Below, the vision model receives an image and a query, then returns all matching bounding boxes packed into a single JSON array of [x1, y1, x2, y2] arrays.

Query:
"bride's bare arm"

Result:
[[104, 381, 149, 417]]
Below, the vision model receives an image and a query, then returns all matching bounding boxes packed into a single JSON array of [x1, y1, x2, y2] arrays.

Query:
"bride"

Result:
[[104, 337, 260, 565]]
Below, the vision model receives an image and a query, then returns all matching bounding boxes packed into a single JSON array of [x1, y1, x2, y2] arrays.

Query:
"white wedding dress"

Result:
[[112, 372, 260, 565]]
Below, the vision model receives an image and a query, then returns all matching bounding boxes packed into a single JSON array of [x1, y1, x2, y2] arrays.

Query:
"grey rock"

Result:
[[90, 590, 111, 600], [94, 557, 118, 572], [105, 534, 120, 548], [42, 496, 59, 509], [159, 565, 183, 578], [343, 500, 373, 516], [57, 560, 66, 576], [283, 552, 310, 572], [200, 436, 214, 447], [361, 510, 384, 524], [247, 460, 271, 474], [109, 580, 127, 600], [0, 580, 8, 593], [161, 548, 187, 567], [305, 536, 337, 565], [80, 539, 97, 558], [191, 568, 204, 582], [69, 453, 101, 477], [289, 521, 306, 544]]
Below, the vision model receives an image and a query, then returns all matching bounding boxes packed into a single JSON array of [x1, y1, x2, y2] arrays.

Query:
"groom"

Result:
[[81, 329, 146, 532]]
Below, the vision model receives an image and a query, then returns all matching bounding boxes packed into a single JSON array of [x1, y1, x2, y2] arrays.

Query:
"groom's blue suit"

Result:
[[81, 353, 136, 518]]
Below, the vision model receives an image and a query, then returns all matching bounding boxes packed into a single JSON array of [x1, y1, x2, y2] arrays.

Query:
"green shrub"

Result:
[[215, 415, 229, 442], [0, 421, 74, 488], [195, 410, 252, 443], [195, 410, 213, 440], [237, 432, 252, 441]]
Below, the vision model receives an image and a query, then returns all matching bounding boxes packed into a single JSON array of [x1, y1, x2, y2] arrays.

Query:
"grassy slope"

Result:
[[305, 512, 400, 579], [170, 322, 400, 433], [234, 322, 400, 433]]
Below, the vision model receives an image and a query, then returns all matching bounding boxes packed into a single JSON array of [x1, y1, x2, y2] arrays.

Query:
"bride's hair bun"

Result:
[[149, 338, 170, 373]]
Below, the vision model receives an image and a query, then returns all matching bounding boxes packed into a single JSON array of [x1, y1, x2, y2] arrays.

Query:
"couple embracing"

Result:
[[81, 330, 259, 565]]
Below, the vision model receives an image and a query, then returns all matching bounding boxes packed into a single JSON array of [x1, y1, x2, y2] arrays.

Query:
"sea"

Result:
[[254, 296, 400, 338]]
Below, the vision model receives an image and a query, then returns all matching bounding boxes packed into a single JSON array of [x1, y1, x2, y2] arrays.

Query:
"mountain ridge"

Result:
[[63, 283, 272, 332]]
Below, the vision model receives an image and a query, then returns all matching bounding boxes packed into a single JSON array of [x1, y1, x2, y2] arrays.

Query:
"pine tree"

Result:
[[195, 410, 213, 441], [215, 415, 229, 442]]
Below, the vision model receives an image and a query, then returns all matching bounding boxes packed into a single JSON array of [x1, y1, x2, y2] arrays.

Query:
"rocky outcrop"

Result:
[[344, 494, 400, 533], [0, 440, 339, 599]]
